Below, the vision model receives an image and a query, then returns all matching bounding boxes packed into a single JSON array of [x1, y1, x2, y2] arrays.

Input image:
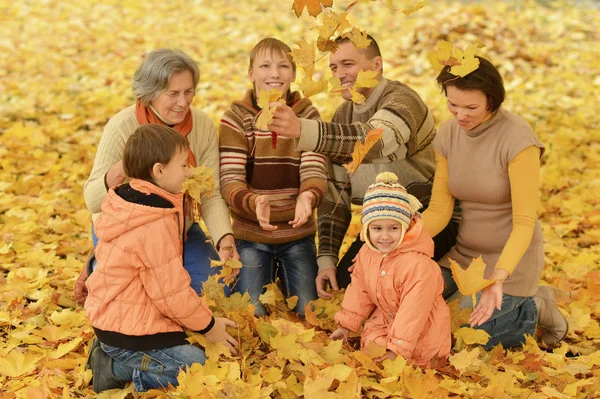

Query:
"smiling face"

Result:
[[150, 70, 195, 125], [248, 49, 296, 98], [367, 219, 404, 254], [446, 86, 490, 131], [153, 148, 190, 194], [329, 40, 382, 101]]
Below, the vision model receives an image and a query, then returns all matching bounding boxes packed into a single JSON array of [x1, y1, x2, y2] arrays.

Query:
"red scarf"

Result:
[[135, 100, 196, 167]]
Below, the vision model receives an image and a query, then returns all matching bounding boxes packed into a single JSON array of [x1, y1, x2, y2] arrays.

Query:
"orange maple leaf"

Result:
[[292, 0, 333, 17], [342, 128, 383, 174]]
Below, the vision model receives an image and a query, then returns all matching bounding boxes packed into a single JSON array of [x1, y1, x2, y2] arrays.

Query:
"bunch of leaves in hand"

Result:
[[256, 88, 285, 148], [182, 165, 215, 203]]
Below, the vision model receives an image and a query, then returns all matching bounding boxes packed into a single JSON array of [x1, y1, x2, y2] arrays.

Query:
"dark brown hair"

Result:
[[335, 33, 382, 60], [123, 124, 189, 182], [436, 56, 505, 113]]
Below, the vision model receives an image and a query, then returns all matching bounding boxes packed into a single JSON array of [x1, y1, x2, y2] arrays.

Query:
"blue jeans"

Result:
[[440, 266, 538, 349], [100, 342, 205, 392], [92, 223, 220, 294], [233, 236, 318, 316]]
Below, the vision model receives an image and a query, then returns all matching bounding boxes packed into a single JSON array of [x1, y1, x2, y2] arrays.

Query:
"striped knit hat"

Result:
[[361, 172, 422, 241]]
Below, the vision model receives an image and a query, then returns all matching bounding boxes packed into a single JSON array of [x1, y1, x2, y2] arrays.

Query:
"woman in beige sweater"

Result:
[[422, 56, 568, 348], [84, 49, 237, 294]]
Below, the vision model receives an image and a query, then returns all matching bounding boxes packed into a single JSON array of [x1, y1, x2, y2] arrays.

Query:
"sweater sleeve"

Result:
[[387, 257, 440, 359], [494, 145, 541, 275], [192, 113, 234, 244], [316, 161, 352, 272], [334, 254, 375, 332], [298, 105, 328, 207], [219, 109, 261, 222], [295, 87, 423, 165], [421, 150, 455, 238]]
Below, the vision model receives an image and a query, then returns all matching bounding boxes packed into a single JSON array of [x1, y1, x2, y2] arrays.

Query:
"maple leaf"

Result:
[[449, 347, 483, 375], [365, 341, 387, 358], [289, 39, 316, 77], [342, 128, 384, 174], [186, 333, 233, 359], [256, 88, 284, 132], [292, 0, 333, 17], [210, 257, 242, 284], [270, 333, 303, 360], [449, 256, 495, 306], [403, 1, 426, 16], [343, 27, 372, 49], [182, 165, 215, 203], [354, 69, 379, 90], [0, 349, 42, 377], [298, 76, 329, 98], [453, 326, 490, 351], [428, 40, 486, 77]]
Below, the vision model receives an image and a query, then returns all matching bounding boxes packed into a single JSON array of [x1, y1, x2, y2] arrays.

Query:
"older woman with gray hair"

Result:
[[84, 49, 238, 294]]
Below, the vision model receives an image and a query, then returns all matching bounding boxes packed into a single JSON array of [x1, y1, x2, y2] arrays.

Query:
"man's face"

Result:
[[329, 41, 381, 101]]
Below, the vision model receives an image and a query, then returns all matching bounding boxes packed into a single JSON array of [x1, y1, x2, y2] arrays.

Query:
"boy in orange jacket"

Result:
[[84, 124, 238, 392], [330, 172, 451, 367]]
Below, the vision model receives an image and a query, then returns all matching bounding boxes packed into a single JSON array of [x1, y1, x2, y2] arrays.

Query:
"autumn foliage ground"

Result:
[[1, 0, 599, 398]]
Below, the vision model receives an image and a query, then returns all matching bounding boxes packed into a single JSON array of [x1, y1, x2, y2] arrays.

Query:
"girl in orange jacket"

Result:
[[330, 172, 451, 367]]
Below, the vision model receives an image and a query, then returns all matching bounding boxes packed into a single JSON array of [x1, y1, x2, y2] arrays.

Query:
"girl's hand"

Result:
[[204, 317, 239, 355], [375, 350, 398, 363], [329, 327, 350, 341], [290, 191, 314, 228]]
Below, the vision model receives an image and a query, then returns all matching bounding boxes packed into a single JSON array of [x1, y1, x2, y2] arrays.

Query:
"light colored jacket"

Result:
[[334, 216, 451, 367], [85, 179, 213, 342]]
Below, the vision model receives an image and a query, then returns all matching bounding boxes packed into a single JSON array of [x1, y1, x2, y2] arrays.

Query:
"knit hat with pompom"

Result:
[[361, 172, 422, 235]]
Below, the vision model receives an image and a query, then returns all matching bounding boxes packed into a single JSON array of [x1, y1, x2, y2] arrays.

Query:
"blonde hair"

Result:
[[249, 38, 296, 73]]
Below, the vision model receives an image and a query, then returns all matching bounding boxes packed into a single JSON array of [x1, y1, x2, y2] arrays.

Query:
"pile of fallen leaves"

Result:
[[0, 0, 599, 397]]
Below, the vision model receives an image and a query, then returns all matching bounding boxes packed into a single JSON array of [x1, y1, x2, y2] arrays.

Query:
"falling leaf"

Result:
[[298, 76, 329, 98], [343, 27, 372, 49], [428, 40, 486, 77], [292, 0, 333, 17], [354, 69, 379, 90], [342, 128, 384, 174], [403, 1, 426, 16], [449, 256, 495, 306], [289, 39, 316, 77]]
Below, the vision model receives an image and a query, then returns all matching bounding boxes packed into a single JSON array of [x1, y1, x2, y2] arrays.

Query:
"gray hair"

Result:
[[132, 49, 200, 106]]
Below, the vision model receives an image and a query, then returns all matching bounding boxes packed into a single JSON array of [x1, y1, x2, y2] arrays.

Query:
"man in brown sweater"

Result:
[[270, 35, 460, 298]]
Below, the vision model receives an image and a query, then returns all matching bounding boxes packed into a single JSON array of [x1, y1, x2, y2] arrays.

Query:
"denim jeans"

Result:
[[440, 266, 538, 349], [92, 223, 219, 294], [100, 342, 206, 392], [233, 236, 318, 316]]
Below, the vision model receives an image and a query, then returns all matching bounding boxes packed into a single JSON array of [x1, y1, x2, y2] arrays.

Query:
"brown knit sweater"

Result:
[[219, 90, 327, 244]]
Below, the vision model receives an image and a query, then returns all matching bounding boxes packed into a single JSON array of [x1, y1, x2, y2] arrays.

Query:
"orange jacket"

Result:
[[85, 179, 213, 350], [334, 216, 451, 367]]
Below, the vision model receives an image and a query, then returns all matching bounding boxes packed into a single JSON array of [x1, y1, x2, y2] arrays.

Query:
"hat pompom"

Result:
[[375, 172, 398, 183]]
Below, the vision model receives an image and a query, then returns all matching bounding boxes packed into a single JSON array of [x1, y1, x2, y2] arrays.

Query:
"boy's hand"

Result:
[[374, 350, 398, 363], [269, 104, 301, 139], [255, 195, 277, 231], [290, 191, 314, 228], [204, 317, 239, 356], [329, 327, 350, 341]]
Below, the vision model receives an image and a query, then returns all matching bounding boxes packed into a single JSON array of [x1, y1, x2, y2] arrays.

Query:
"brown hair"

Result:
[[123, 124, 189, 182], [436, 56, 505, 113], [335, 33, 382, 60], [249, 38, 296, 73]]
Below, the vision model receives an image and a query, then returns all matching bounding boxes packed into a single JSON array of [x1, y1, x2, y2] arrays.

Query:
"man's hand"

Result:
[[269, 104, 301, 139], [329, 327, 350, 341], [374, 350, 398, 363], [255, 195, 277, 231], [316, 268, 339, 299], [204, 317, 239, 356], [290, 191, 314, 228], [106, 160, 126, 188], [469, 268, 509, 327]]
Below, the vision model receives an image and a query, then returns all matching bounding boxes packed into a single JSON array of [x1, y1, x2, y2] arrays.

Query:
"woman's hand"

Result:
[[218, 234, 240, 279], [255, 195, 277, 231], [204, 317, 239, 356], [469, 269, 509, 327], [290, 191, 314, 228], [329, 327, 350, 341], [106, 160, 126, 188]]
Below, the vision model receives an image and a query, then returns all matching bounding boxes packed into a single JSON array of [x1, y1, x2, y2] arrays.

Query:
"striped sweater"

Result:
[[219, 90, 327, 244], [294, 78, 459, 272]]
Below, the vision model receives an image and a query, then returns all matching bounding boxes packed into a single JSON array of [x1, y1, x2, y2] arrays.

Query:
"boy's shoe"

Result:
[[534, 286, 569, 347], [86, 338, 127, 393]]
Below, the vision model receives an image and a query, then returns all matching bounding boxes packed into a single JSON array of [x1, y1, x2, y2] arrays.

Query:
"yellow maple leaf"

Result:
[[342, 128, 384, 174], [256, 88, 284, 131], [182, 165, 215, 203], [292, 0, 333, 17], [270, 333, 303, 360], [354, 69, 379, 89], [289, 39, 316, 77], [258, 282, 285, 306], [449, 256, 495, 306], [0, 349, 42, 377], [210, 257, 242, 284], [343, 27, 372, 49], [298, 76, 328, 98], [403, 1, 426, 16], [286, 295, 298, 310], [365, 341, 387, 358], [449, 347, 483, 375], [315, 10, 340, 40], [428, 40, 486, 77], [453, 327, 490, 351], [186, 333, 233, 359]]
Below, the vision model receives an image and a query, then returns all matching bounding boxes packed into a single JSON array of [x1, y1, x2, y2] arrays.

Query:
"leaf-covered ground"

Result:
[[1, 0, 599, 397]]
